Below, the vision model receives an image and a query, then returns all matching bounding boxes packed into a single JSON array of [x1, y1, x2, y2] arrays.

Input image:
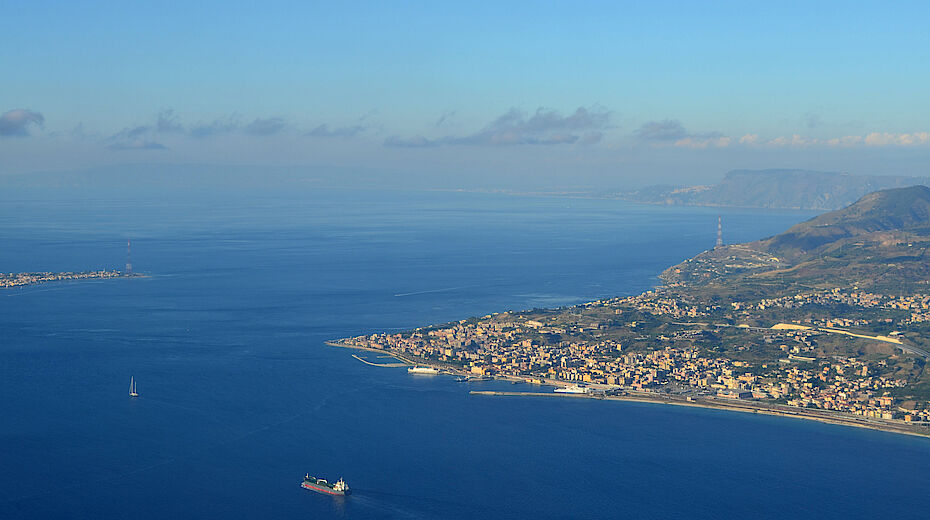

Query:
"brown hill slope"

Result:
[[661, 185, 930, 296]]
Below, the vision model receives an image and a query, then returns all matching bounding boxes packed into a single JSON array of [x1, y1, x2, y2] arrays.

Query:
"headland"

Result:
[[331, 186, 930, 438]]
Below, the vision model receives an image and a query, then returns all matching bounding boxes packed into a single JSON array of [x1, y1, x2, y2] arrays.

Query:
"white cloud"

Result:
[[863, 132, 930, 146], [385, 106, 611, 147], [736, 132, 930, 149], [824, 135, 863, 147], [674, 136, 731, 149]]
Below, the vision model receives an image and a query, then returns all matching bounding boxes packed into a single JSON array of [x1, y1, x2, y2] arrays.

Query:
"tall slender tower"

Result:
[[125, 240, 133, 275], [716, 216, 723, 248]]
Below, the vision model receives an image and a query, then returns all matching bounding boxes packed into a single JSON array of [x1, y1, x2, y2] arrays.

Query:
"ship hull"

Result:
[[301, 481, 348, 496]]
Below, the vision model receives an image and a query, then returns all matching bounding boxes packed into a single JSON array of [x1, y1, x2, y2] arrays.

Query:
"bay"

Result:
[[1, 189, 928, 519]]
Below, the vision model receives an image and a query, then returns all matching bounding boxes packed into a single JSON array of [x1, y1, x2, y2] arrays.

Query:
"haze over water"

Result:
[[1, 189, 928, 519]]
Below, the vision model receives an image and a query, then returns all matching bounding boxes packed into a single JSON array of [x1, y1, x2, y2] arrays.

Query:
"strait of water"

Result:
[[1, 189, 928, 519]]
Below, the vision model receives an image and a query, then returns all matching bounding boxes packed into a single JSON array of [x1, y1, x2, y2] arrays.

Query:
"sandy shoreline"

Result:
[[326, 340, 930, 439], [470, 391, 930, 439]]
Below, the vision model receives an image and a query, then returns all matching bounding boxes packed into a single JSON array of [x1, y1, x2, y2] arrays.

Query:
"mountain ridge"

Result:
[[760, 185, 930, 259], [661, 185, 930, 296], [621, 169, 930, 210]]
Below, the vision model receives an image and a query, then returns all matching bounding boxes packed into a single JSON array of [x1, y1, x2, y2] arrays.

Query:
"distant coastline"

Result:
[[0, 270, 139, 289], [432, 170, 930, 212]]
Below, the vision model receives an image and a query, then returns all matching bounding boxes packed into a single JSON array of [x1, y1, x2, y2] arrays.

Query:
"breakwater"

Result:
[[350, 354, 407, 367]]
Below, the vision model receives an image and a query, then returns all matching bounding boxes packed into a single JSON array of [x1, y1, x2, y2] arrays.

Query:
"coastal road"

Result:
[[896, 342, 930, 360]]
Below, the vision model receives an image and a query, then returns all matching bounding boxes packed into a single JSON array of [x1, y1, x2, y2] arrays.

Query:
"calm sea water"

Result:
[[1, 189, 928, 519]]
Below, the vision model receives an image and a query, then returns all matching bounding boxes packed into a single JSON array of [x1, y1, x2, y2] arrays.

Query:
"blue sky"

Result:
[[2, 1, 929, 186]]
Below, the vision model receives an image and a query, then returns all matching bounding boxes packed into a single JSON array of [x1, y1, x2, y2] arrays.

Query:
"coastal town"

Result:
[[0, 270, 126, 289], [336, 285, 930, 435], [334, 187, 930, 436]]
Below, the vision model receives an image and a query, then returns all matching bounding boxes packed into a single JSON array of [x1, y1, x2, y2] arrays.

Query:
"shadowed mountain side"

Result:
[[661, 185, 930, 296], [620, 170, 930, 210], [761, 185, 930, 258]]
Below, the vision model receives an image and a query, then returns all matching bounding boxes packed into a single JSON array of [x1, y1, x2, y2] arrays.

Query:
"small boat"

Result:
[[129, 376, 139, 397]]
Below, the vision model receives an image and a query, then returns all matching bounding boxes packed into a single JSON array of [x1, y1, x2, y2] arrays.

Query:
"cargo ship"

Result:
[[407, 365, 439, 374], [302, 474, 350, 496]]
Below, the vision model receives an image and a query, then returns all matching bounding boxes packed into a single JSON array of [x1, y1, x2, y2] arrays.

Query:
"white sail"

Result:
[[130, 376, 138, 397]]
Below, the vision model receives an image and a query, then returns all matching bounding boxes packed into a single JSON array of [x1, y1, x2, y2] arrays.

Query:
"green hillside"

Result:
[[761, 185, 930, 259]]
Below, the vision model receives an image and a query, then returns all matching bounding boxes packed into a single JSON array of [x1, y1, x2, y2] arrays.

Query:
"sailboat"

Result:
[[129, 376, 139, 397]]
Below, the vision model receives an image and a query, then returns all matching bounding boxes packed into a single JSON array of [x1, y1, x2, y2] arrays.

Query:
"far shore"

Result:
[[326, 340, 930, 440], [0, 271, 146, 290]]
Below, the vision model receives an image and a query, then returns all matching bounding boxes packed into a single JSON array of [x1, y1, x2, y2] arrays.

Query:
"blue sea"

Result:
[[1, 189, 928, 519]]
